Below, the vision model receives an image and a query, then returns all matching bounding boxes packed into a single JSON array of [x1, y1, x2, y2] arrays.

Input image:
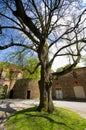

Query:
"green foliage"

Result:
[[0, 62, 9, 73], [56, 67, 64, 72], [0, 62, 10, 68], [56, 65, 71, 72], [23, 57, 40, 79], [6, 50, 40, 78], [6, 69, 10, 78], [0, 85, 7, 99], [8, 51, 25, 66], [5, 107, 86, 130], [0, 56, 40, 79], [74, 65, 80, 68], [0, 62, 12, 78], [56, 64, 80, 72]]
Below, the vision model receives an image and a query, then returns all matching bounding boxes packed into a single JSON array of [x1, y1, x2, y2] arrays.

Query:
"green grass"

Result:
[[5, 107, 86, 130]]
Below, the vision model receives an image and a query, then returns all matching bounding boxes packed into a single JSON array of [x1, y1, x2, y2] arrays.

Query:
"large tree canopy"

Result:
[[0, 0, 86, 112]]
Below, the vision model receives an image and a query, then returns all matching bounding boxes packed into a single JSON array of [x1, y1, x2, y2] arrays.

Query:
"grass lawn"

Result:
[[4, 107, 86, 130]]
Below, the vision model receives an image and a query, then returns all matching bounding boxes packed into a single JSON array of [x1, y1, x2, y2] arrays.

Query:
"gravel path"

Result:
[[0, 99, 86, 130]]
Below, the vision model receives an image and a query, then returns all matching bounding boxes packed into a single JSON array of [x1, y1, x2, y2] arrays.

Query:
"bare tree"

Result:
[[0, 0, 86, 112]]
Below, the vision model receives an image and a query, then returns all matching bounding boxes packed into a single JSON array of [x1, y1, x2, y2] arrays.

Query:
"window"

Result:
[[55, 88, 63, 99]]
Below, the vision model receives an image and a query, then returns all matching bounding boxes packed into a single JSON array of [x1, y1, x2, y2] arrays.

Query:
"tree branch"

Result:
[[13, 0, 42, 40], [0, 25, 39, 46], [21, 29, 39, 45], [49, 38, 86, 65], [31, 0, 44, 31], [0, 42, 36, 52], [0, 25, 21, 30], [49, 8, 86, 48], [22, 62, 40, 74], [52, 54, 81, 77], [0, 12, 21, 27]]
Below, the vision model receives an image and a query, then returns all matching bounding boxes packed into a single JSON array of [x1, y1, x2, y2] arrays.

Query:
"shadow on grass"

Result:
[[6, 107, 85, 130], [25, 113, 75, 130], [6, 106, 37, 119], [7, 107, 75, 130]]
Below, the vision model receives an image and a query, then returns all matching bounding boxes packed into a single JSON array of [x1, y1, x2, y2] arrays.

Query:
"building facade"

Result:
[[12, 79, 39, 99], [0, 67, 86, 100], [0, 68, 23, 98], [52, 67, 86, 100]]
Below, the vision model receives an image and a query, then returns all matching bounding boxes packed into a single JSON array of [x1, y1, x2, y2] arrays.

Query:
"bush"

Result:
[[0, 85, 8, 99]]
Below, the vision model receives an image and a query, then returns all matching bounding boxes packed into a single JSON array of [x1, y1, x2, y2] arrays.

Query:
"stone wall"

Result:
[[52, 67, 86, 100], [12, 67, 86, 100], [0, 67, 86, 100], [0, 68, 23, 98], [12, 79, 39, 99]]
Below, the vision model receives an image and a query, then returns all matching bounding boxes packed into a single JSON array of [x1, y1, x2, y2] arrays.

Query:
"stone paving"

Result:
[[0, 99, 86, 130]]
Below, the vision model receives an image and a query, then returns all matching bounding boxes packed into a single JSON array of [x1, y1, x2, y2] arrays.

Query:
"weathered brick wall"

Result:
[[1, 67, 86, 100], [8, 67, 86, 100], [0, 68, 23, 97], [13, 79, 39, 99], [52, 67, 86, 100]]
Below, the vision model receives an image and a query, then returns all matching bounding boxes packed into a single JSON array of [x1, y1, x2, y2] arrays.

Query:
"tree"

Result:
[[22, 57, 40, 78], [0, 0, 86, 113], [56, 64, 80, 72], [7, 50, 40, 78]]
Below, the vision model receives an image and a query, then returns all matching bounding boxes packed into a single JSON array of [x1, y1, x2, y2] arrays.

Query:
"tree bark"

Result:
[[37, 42, 54, 113], [37, 79, 54, 113]]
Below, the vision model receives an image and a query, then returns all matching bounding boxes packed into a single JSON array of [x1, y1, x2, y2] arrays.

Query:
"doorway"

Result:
[[27, 90, 31, 99], [9, 89, 13, 98], [55, 88, 63, 99]]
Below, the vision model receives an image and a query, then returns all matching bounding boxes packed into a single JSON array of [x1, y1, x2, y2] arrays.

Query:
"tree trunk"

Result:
[[37, 77, 54, 113], [37, 42, 54, 113]]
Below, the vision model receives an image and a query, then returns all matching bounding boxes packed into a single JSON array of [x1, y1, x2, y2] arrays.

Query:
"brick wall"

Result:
[[52, 67, 86, 100], [1, 67, 86, 100], [12, 79, 39, 99]]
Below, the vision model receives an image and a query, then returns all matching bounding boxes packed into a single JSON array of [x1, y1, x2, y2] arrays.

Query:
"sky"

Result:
[[52, 56, 85, 71], [51, 0, 86, 71], [0, 0, 86, 71]]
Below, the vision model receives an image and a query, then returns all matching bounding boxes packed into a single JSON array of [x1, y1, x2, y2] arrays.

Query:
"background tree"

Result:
[[56, 64, 80, 72], [22, 57, 40, 78], [0, 0, 86, 113], [8, 50, 40, 78]]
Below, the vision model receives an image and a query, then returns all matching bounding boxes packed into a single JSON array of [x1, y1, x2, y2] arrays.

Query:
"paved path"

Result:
[[53, 100, 86, 118], [0, 99, 86, 129]]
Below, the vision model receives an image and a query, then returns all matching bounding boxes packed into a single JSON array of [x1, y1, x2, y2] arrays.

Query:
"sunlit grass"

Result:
[[5, 107, 86, 130]]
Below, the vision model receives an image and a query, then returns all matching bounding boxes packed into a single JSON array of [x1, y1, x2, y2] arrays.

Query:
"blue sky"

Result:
[[0, 0, 86, 71]]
